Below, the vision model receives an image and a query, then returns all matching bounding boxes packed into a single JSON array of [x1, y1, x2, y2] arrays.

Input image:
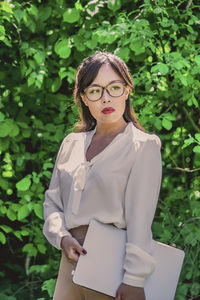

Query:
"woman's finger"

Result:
[[73, 239, 87, 256]]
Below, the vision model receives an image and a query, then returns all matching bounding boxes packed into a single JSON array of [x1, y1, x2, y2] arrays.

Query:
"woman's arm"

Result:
[[43, 135, 73, 250], [122, 135, 162, 288]]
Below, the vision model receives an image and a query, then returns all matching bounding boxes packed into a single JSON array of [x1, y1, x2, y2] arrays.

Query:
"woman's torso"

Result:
[[48, 122, 160, 233]]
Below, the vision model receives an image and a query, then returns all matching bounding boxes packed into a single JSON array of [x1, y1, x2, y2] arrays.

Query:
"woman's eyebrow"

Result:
[[89, 83, 102, 87], [89, 80, 121, 87]]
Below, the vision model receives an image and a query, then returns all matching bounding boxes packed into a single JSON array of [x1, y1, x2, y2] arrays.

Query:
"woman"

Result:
[[43, 51, 162, 300]]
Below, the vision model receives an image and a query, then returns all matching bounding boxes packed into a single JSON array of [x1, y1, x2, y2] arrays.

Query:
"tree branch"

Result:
[[134, 8, 144, 20], [168, 166, 200, 173], [182, 106, 200, 133], [186, 0, 193, 9], [13, 278, 42, 296], [168, 155, 200, 172], [13, 23, 22, 45]]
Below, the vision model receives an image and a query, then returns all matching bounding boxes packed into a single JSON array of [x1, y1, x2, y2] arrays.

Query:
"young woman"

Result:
[[43, 51, 162, 300]]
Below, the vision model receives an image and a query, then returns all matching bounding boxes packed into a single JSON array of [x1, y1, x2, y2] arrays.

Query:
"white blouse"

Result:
[[43, 121, 162, 287]]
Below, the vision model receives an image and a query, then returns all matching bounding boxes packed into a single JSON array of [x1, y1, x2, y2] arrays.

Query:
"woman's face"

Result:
[[81, 63, 130, 126]]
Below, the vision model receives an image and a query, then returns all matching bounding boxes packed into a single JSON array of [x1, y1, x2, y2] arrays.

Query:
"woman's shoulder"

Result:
[[56, 131, 86, 160], [62, 131, 87, 143], [131, 123, 162, 148]]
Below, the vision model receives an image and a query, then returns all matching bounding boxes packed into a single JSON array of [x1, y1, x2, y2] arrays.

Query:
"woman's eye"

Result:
[[111, 85, 120, 90], [89, 89, 100, 94]]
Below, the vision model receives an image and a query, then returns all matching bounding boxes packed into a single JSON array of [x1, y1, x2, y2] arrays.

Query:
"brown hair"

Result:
[[73, 51, 146, 132]]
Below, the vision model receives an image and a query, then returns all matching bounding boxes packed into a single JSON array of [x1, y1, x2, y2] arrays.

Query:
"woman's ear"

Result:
[[125, 87, 130, 100], [125, 86, 132, 99], [80, 93, 88, 107]]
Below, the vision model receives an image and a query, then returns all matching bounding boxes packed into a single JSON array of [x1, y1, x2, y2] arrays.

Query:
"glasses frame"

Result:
[[83, 80, 127, 102]]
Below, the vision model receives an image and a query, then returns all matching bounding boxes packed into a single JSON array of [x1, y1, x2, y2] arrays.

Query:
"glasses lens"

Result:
[[85, 81, 125, 101], [85, 86, 102, 101], [107, 82, 124, 97]]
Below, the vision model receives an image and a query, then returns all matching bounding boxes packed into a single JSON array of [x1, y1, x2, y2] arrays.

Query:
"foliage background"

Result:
[[0, 0, 200, 299]]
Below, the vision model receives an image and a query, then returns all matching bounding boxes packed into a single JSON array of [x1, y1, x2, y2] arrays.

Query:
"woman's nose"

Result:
[[101, 89, 111, 102]]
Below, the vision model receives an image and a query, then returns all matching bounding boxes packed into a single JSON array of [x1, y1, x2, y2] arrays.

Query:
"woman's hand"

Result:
[[115, 283, 145, 300], [61, 235, 87, 262]]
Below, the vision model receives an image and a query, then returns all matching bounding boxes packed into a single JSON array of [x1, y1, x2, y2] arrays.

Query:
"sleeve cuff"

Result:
[[122, 274, 145, 288], [122, 243, 156, 287], [43, 212, 72, 250]]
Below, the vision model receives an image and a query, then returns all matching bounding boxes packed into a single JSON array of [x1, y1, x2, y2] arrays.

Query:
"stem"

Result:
[[186, 0, 193, 9], [182, 106, 200, 133], [180, 111, 186, 170], [167, 166, 200, 173], [163, 103, 175, 114], [13, 279, 42, 296], [156, 26, 166, 63], [13, 23, 22, 45], [134, 8, 144, 20]]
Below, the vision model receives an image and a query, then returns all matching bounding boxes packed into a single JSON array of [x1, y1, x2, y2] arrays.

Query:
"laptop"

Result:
[[72, 219, 185, 300]]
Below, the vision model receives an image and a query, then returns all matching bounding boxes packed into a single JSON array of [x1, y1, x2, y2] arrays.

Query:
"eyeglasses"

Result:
[[83, 80, 126, 102]]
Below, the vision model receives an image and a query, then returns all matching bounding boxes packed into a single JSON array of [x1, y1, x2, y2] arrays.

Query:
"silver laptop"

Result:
[[73, 219, 185, 300]]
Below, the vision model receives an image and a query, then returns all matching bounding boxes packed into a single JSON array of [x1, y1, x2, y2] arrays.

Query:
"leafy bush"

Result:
[[0, 0, 199, 299]]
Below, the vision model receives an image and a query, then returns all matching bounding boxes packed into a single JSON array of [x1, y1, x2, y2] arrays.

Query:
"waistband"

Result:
[[69, 225, 89, 246]]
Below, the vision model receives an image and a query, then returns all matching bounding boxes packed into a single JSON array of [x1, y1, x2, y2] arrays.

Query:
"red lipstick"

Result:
[[102, 107, 115, 114]]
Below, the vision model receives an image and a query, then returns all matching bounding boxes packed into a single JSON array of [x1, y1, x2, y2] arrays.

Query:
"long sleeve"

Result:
[[43, 136, 72, 250], [122, 135, 162, 287]]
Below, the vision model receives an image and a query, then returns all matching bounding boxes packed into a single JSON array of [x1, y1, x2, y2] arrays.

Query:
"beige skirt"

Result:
[[53, 225, 114, 300]]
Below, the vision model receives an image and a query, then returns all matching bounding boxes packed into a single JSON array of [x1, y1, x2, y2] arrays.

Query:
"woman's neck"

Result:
[[95, 120, 129, 139]]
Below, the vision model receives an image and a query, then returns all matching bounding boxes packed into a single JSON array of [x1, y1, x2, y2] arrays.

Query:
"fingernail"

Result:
[[82, 249, 87, 254]]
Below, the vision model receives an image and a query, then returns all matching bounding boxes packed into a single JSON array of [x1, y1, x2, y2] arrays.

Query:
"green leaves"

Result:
[[0, 0, 200, 298], [0, 122, 10, 137], [162, 118, 172, 130], [190, 94, 198, 108], [17, 205, 30, 221], [0, 25, 5, 40], [13, 9, 24, 24], [195, 133, 200, 142], [107, 0, 121, 12], [63, 8, 80, 23], [0, 120, 19, 137], [130, 39, 145, 55], [33, 203, 43, 220], [75, 1, 83, 11], [194, 55, 200, 66], [160, 17, 175, 28], [182, 133, 200, 153], [38, 6, 51, 21], [1, 1, 13, 14], [6, 208, 16, 221], [16, 177, 31, 192], [193, 146, 200, 154], [0, 231, 6, 244], [151, 63, 169, 75], [42, 279, 56, 297], [115, 47, 130, 62], [161, 113, 176, 130], [0, 225, 12, 234], [22, 243, 37, 257], [54, 38, 71, 58], [0, 112, 5, 121], [51, 78, 62, 93], [34, 51, 45, 64], [182, 136, 195, 149]]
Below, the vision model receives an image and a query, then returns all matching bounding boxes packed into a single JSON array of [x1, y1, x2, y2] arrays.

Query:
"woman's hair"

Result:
[[73, 51, 146, 132]]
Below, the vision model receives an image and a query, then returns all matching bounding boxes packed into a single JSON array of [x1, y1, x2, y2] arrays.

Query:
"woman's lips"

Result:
[[102, 107, 115, 114]]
